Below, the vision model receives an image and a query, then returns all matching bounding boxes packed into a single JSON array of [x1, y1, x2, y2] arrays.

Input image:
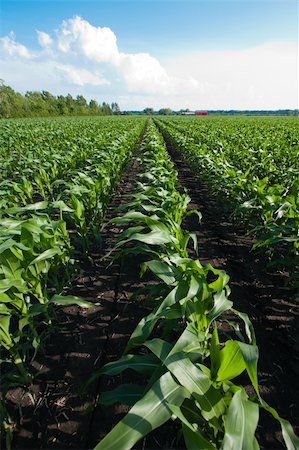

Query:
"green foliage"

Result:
[[0, 115, 146, 445], [0, 81, 120, 118], [94, 120, 298, 450], [156, 116, 299, 286]]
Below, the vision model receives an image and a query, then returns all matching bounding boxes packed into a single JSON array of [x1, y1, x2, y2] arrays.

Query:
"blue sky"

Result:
[[0, 0, 298, 109]]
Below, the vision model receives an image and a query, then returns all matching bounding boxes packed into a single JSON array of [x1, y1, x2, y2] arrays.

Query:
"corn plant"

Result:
[[0, 116, 147, 447], [0, 202, 93, 448], [93, 121, 299, 450], [156, 117, 299, 286]]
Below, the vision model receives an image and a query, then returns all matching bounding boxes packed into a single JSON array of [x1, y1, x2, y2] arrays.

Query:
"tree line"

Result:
[[0, 81, 120, 118]]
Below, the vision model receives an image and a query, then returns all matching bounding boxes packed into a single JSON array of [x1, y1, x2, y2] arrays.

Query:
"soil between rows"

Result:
[[7, 128, 299, 450]]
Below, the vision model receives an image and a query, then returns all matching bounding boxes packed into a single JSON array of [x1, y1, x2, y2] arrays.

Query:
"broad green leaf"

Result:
[[210, 326, 221, 380], [5, 201, 48, 214], [207, 289, 233, 324], [221, 390, 259, 450], [0, 314, 12, 347], [50, 294, 93, 308], [125, 227, 177, 245], [93, 372, 188, 450], [144, 338, 173, 362], [29, 247, 61, 265], [216, 341, 246, 382], [0, 278, 27, 293], [0, 239, 19, 254], [205, 265, 230, 291], [232, 309, 256, 345], [166, 354, 225, 420], [143, 260, 176, 285], [99, 353, 160, 376], [51, 200, 74, 212], [98, 384, 145, 406], [182, 423, 216, 450], [237, 342, 259, 395]]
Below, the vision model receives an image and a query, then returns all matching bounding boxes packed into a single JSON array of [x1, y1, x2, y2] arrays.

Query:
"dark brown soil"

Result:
[[6, 126, 299, 450]]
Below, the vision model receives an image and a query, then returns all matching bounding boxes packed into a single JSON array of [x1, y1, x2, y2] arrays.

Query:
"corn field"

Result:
[[0, 115, 298, 450]]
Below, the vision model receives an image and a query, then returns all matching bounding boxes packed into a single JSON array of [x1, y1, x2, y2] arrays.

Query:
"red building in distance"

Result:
[[195, 111, 208, 116]]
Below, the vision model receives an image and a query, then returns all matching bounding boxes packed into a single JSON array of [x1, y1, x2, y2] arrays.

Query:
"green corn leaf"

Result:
[[0, 278, 27, 293], [124, 227, 178, 246], [0, 239, 19, 254], [232, 309, 256, 345], [99, 353, 160, 377], [146, 325, 225, 420], [207, 289, 233, 324], [93, 372, 188, 450], [221, 390, 259, 450], [0, 314, 13, 347], [167, 353, 226, 420], [210, 326, 221, 380], [29, 247, 61, 265], [5, 201, 48, 215], [143, 260, 177, 284], [216, 340, 246, 382], [144, 338, 173, 361], [51, 200, 74, 212], [50, 294, 93, 308], [182, 423, 216, 450], [98, 384, 145, 407], [237, 341, 259, 395], [205, 265, 230, 291], [261, 400, 299, 450]]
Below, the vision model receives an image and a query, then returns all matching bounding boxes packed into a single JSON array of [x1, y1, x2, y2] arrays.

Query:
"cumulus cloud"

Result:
[[56, 64, 110, 86], [4, 15, 182, 94], [0, 32, 34, 59], [117, 52, 177, 94], [0, 16, 297, 109], [37, 31, 53, 49], [52, 16, 183, 94], [56, 16, 119, 63]]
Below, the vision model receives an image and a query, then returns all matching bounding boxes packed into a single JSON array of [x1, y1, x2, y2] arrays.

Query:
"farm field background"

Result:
[[0, 115, 298, 450]]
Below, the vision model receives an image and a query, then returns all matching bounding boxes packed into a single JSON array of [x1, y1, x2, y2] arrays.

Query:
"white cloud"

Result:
[[56, 16, 119, 63], [52, 16, 182, 94], [37, 31, 53, 49], [0, 16, 297, 110], [56, 64, 110, 86], [117, 52, 177, 94], [164, 41, 298, 110], [0, 32, 34, 59]]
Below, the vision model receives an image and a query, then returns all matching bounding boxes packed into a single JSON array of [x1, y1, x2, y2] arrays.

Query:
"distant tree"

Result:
[[111, 102, 121, 115], [101, 102, 113, 115], [143, 107, 155, 115], [0, 82, 26, 117], [75, 95, 87, 115], [41, 90, 57, 114], [56, 95, 69, 115], [25, 91, 47, 115], [158, 108, 173, 115], [89, 99, 99, 114]]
